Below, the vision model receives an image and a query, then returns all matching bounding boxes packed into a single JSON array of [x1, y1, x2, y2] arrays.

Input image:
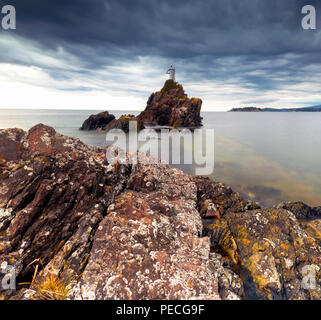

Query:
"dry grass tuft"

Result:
[[20, 258, 81, 300], [31, 267, 72, 300]]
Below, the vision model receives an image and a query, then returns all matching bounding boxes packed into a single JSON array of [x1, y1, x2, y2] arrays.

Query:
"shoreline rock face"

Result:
[[80, 111, 115, 131], [0, 124, 321, 300], [137, 80, 203, 128]]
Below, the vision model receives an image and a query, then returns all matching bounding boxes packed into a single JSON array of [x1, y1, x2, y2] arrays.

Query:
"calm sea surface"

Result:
[[0, 109, 320, 207]]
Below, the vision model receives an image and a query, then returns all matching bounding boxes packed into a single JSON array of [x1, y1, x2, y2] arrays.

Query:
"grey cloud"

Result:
[[242, 99, 278, 105]]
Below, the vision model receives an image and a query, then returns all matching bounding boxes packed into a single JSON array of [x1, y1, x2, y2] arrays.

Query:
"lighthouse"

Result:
[[166, 65, 175, 81]]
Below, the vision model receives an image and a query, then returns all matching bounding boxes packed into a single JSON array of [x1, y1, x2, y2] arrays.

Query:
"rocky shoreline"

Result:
[[0, 124, 321, 300]]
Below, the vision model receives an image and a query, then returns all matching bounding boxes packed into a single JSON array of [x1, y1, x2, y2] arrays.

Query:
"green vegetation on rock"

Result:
[[161, 79, 179, 93]]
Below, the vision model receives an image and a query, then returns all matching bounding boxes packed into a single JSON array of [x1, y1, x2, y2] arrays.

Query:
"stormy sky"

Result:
[[0, 0, 321, 111]]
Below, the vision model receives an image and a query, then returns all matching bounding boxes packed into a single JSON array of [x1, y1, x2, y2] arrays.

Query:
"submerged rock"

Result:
[[276, 201, 321, 219], [137, 80, 203, 128], [80, 111, 115, 131]]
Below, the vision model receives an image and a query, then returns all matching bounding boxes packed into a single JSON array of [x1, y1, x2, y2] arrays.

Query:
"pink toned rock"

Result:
[[69, 163, 220, 300]]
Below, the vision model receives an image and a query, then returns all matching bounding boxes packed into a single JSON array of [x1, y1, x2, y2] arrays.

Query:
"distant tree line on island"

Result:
[[229, 105, 321, 112]]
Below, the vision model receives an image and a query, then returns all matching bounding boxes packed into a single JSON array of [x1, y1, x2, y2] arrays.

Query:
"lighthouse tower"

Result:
[[166, 65, 176, 81]]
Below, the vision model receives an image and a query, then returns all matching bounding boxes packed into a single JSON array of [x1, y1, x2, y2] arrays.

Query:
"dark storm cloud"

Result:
[[1, 0, 321, 108], [5, 0, 321, 62]]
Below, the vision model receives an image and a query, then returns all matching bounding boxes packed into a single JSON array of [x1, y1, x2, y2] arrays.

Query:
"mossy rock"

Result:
[[161, 79, 179, 94]]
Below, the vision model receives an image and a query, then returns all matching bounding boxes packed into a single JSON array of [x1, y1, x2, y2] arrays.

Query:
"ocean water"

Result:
[[0, 109, 320, 207]]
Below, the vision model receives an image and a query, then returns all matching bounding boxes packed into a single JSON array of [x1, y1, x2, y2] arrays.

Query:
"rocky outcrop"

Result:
[[0, 124, 236, 300], [0, 124, 130, 298], [1, 124, 321, 300], [80, 81, 202, 133], [137, 80, 203, 128], [104, 114, 144, 133], [80, 111, 115, 131]]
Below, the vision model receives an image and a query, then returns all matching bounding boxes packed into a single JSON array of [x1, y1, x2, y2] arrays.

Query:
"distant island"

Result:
[[229, 105, 321, 112]]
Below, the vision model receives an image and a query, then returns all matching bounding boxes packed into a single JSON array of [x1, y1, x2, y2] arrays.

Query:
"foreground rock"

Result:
[[80, 111, 115, 131], [0, 124, 130, 298], [201, 202, 321, 298], [137, 80, 203, 128], [1, 124, 321, 300], [0, 124, 238, 300], [194, 177, 321, 299], [69, 164, 221, 299]]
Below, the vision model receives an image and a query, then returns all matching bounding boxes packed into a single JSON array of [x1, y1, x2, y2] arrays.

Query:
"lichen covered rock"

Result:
[[0, 124, 130, 293], [0, 124, 231, 300], [1, 124, 321, 301], [68, 163, 221, 300], [205, 208, 321, 300]]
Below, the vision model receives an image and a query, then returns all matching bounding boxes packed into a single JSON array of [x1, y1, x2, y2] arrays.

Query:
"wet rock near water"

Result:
[[104, 114, 144, 133], [192, 176, 261, 220], [276, 201, 321, 220], [80, 111, 115, 131]]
